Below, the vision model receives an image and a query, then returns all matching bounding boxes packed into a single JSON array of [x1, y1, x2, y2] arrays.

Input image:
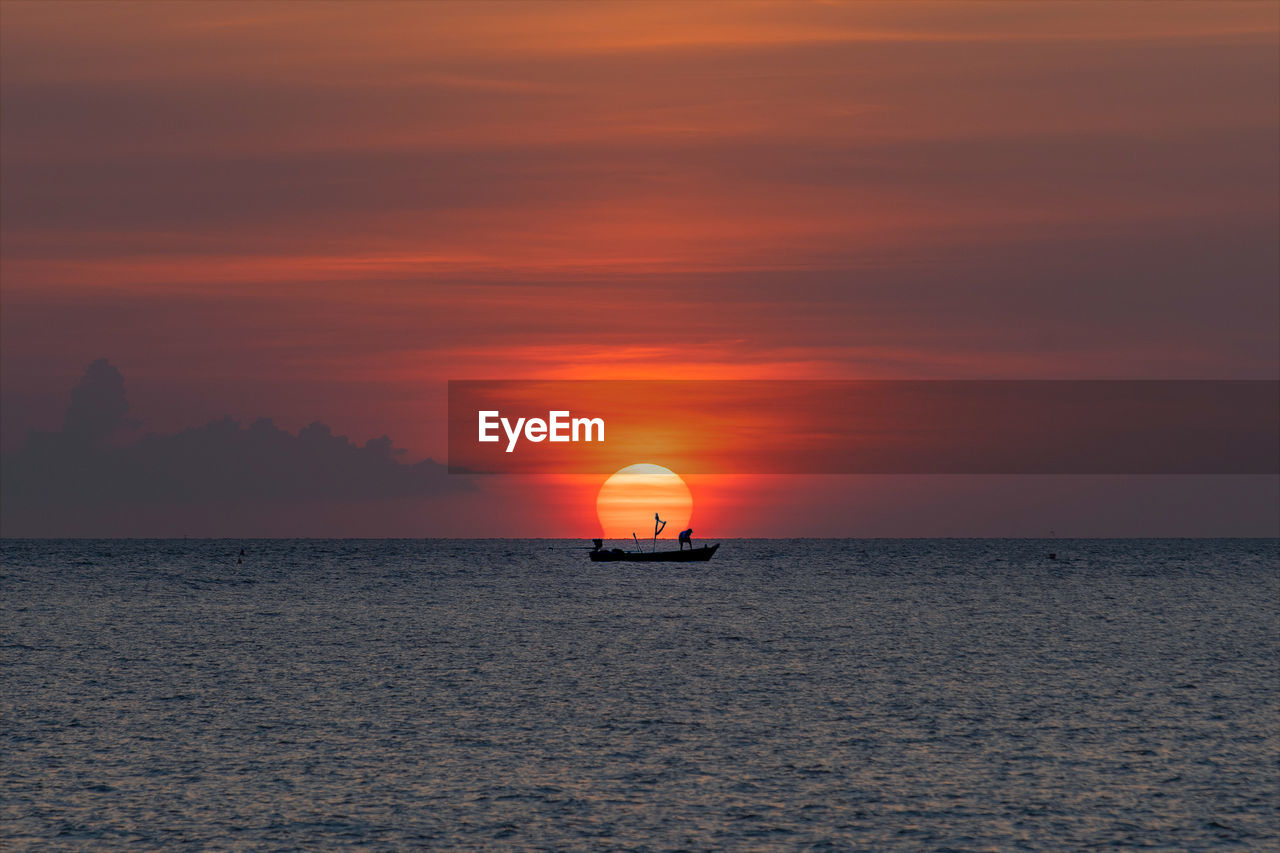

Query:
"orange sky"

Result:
[[2, 1, 1277, 536]]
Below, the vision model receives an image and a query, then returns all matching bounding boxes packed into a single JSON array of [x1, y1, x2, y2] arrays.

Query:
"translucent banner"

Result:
[[448, 380, 1279, 475]]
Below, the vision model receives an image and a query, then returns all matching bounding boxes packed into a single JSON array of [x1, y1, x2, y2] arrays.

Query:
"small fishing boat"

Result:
[[589, 541, 720, 562]]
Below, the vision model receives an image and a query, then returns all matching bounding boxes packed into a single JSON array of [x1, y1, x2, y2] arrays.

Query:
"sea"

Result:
[[2, 538, 1277, 851]]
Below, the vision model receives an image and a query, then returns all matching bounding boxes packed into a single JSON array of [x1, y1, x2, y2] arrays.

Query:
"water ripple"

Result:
[[2, 538, 1277, 850]]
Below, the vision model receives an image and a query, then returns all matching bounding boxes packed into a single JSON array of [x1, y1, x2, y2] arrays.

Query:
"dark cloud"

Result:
[[1, 361, 460, 534], [62, 357, 134, 441]]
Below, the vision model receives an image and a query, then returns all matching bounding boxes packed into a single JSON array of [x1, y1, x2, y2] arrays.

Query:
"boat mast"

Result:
[[653, 513, 666, 552]]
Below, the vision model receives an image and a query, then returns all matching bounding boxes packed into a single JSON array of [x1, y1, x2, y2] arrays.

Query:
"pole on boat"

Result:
[[633, 532, 640, 552], [653, 513, 666, 552]]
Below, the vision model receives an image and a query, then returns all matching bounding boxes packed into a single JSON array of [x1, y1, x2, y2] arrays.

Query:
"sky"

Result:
[[2, 1, 1277, 537]]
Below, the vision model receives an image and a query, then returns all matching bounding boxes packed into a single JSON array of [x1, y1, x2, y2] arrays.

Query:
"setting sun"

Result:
[[596, 463, 692, 540]]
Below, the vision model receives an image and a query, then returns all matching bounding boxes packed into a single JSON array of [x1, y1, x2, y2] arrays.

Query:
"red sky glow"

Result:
[[2, 1, 1277, 536]]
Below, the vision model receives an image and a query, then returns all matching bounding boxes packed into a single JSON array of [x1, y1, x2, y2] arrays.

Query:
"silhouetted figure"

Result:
[[678, 528, 693, 550], [592, 539, 603, 552]]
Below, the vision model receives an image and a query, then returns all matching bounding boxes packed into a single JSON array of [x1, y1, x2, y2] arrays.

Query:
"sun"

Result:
[[596, 463, 692, 541]]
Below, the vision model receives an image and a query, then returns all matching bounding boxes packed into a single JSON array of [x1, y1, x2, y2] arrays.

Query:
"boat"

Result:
[[589, 541, 720, 562]]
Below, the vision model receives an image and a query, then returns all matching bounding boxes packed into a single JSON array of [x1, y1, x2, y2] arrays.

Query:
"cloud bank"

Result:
[[2, 360, 459, 535]]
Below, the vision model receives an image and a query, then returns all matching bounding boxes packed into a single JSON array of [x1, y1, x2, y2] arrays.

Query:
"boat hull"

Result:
[[589, 543, 720, 563]]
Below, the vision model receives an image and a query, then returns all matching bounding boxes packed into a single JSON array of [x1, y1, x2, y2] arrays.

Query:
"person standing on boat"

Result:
[[678, 528, 693, 550]]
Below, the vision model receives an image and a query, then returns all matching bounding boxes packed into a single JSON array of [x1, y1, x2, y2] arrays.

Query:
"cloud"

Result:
[[62, 357, 135, 441], [1, 360, 460, 533]]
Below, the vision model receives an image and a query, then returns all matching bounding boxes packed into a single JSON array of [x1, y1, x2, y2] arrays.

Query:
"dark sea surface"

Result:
[[2, 538, 1277, 851]]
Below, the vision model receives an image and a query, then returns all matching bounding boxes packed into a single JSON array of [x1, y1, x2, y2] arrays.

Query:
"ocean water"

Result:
[[2, 538, 1277, 851]]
